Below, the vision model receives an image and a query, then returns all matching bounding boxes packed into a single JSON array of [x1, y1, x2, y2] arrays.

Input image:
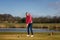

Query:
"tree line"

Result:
[[0, 14, 60, 23]]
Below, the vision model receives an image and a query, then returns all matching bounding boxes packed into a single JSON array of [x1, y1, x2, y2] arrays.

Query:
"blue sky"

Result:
[[0, 0, 60, 17]]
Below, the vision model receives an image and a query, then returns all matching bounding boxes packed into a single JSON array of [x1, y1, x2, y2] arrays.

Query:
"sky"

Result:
[[0, 0, 60, 17]]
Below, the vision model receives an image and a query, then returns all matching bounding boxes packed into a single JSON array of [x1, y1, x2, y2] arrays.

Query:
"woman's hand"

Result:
[[26, 24, 28, 28]]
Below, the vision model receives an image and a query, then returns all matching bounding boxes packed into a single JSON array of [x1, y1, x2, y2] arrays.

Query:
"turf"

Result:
[[0, 32, 60, 40]]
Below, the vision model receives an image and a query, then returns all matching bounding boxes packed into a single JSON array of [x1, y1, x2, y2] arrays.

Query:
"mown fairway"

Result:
[[0, 32, 60, 40]]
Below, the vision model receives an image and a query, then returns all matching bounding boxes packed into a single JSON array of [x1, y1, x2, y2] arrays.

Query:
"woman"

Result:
[[26, 12, 34, 37]]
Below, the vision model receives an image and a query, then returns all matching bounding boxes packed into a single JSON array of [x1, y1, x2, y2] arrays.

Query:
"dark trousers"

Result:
[[27, 23, 33, 35]]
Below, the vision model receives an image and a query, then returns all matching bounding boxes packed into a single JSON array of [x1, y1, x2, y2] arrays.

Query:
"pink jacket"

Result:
[[26, 14, 32, 24]]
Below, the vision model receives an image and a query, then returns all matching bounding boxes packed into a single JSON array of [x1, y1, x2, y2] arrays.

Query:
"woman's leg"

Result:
[[30, 23, 33, 35], [27, 24, 30, 35]]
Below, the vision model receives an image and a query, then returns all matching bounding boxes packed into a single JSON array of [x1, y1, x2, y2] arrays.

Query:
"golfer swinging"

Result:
[[26, 12, 34, 37]]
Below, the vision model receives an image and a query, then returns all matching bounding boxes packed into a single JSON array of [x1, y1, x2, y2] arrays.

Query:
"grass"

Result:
[[0, 32, 60, 40], [0, 23, 60, 28]]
